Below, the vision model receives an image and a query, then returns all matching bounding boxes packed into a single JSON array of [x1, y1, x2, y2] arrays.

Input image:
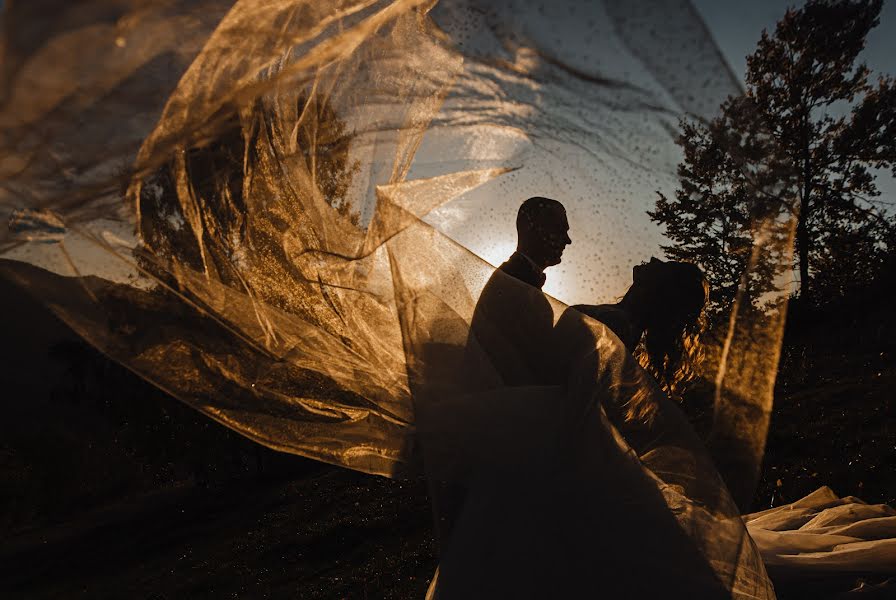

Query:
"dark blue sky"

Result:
[[694, 0, 896, 81]]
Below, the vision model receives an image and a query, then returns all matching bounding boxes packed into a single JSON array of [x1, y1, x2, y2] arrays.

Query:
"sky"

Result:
[[439, 0, 896, 303], [694, 0, 896, 82], [2, 0, 895, 302]]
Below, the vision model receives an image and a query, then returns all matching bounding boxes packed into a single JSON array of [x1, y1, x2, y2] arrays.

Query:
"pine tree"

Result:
[[651, 96, 794, 322], [652, 0, 896, 312]]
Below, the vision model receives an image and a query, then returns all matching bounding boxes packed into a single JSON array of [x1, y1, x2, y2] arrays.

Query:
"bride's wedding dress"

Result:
[[413, 303, 774, 599]]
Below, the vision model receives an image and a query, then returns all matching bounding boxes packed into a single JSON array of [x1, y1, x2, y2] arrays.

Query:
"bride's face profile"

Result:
[[632, 257, 663, 286]]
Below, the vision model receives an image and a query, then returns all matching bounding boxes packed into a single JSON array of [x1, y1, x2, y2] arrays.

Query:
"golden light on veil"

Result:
[[0, 1, 800, 597]]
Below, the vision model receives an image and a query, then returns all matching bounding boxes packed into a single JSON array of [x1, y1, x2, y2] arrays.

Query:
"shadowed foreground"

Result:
[[1, 469, 435, 599], [1, 273, 893, 599]]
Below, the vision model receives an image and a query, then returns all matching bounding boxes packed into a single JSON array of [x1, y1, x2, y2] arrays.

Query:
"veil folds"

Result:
[[1, 1, 792, 596]]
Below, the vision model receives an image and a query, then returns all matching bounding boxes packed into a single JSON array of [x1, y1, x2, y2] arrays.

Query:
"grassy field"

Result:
[[1, 272, 893, 598]]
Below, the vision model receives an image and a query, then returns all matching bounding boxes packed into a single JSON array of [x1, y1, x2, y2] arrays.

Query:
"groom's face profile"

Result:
[[517, 197, 572, 268]]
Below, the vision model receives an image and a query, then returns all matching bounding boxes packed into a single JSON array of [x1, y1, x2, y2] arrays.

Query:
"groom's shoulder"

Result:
[[498, 252, 526, 276], [497, 253, 542, 288]]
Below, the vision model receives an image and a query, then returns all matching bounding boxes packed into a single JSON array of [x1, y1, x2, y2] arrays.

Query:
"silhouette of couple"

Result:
[[469, 196, 707, 393], [423, 197, 757, 599]]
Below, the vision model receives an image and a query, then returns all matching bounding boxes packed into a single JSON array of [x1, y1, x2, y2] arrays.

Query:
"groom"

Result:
[[432, 197, 571, 555], [467, 196, 572, 387]]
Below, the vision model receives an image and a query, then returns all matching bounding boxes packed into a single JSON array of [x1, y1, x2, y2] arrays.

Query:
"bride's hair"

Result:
[[633, 260, 709, 400]]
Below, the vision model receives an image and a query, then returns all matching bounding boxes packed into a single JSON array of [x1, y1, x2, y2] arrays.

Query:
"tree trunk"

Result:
[[797, 196, 811, 306], [798, 111, 812, 307]]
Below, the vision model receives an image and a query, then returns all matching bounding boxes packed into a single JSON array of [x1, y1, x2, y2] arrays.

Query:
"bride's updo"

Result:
[[629, 259, 709, 399]]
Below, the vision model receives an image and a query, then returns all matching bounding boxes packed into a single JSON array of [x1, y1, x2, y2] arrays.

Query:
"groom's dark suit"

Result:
[[465, 251, 556, 388], [431, 252, 557, 554]]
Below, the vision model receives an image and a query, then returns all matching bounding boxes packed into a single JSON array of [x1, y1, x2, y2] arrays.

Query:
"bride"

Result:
[[571, 257, 708, 399]]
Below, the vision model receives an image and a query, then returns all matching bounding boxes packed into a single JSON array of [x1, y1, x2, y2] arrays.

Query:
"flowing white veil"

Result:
[[1, 1, 793, 597]]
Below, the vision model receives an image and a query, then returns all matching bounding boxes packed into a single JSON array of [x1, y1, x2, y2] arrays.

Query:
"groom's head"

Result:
[[516, 197, 571, 268]]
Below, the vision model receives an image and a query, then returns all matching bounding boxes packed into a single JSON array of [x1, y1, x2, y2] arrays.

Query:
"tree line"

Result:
[[652, 0, 895, 320]]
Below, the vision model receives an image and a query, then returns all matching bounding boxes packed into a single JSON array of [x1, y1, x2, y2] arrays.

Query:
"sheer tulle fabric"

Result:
[[746, 487, 896, 577], [1, 1, 788, 596]]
